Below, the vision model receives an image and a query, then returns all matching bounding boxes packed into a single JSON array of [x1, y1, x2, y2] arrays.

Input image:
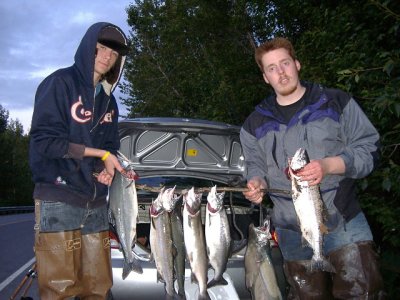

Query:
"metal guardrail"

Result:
[[0, 206, 34, 215]]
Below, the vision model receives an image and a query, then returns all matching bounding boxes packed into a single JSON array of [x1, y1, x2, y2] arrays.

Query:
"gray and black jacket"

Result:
[[240, 82, 380, 231]]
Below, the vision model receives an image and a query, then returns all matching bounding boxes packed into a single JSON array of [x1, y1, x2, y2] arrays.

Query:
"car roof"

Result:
[[118, 117, 246, 184]]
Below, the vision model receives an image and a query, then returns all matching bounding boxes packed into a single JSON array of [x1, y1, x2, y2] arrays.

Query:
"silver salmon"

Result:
[[109, 160, 143, 279], [289, 148, 334, 272], [150, 188, 177, 298], [205, 185, 231, 288], [162, 187, 186, 299], [183, 187, 210, 300], [245, 221, 282, 300]]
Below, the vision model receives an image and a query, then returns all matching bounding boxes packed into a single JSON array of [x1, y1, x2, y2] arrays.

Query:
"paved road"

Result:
[[0, 213, 39, 299]]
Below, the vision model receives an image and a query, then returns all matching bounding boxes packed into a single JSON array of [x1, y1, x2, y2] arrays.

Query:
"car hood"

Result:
[[118, 117, 246, 184]]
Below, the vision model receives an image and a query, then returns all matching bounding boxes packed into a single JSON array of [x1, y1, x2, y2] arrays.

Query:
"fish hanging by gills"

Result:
[[108, 153, 143, 279], [150, 187, 178, 299], [245, 220, 283, 300], [183, 187, 211, 300], [289, 148, 334, 272], [161, 186, 186, 299], [205, 185, 231, 288]]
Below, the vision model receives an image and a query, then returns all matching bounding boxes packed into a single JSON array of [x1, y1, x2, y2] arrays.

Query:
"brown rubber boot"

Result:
[[79, 230, 113, 299], [328, 241, 386, 299], [284, 260, 333, 300], [35, 230, 83, 300]]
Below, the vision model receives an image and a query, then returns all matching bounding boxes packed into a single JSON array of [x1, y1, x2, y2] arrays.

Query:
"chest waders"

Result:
[[34, 199, 112, 300], [283, 241, 385, 299]]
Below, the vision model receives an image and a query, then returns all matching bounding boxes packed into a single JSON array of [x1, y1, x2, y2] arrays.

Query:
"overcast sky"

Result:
[[0, 1, 132, 133]]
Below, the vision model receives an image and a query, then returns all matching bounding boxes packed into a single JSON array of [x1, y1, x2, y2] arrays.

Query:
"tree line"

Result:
[[0, 105, 33, 206]]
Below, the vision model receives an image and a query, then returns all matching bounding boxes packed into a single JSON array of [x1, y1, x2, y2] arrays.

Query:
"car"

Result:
[[108, 117, 287, 299]]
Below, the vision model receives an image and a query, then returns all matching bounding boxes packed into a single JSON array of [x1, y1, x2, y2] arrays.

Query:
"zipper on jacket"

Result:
[[90, 98, 111, 133], [90, 83, 112, 133]]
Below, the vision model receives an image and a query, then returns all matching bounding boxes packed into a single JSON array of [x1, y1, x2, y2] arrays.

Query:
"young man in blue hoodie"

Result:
[[241, 38, 384, 299], [29, 22, 130, 299]]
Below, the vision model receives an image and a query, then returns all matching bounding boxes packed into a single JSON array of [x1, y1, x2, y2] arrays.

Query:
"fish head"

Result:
[[117, 151, 134, 169], [207, 185, 225, 212], [290, 148, 310, 171], [117, 151, 139, 181], [162, 186, 180, 212], [183, 187, 202, 214], [183, 187, 195, 208], [261, 218, 272, 233], [150, 187, 165, 216], [254, 225, 271, 247]]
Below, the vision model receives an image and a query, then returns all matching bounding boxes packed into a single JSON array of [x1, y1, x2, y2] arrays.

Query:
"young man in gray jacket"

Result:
[[241, 37, 384, 299]]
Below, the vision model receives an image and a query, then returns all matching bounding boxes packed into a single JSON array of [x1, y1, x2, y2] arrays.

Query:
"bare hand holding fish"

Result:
[[294, 156, 346, 186]]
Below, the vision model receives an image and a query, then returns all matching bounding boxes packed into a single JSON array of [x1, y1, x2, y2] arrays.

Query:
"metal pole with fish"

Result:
[[289, 148, 334, 272]]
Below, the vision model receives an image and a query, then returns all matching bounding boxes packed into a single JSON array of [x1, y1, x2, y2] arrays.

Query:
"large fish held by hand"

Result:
[[245, 220, 282, 300], [183, 187, 211, 300], [108, 153, 143, 279], [205, 185, 231, 288], [289, 148, 334, 272]]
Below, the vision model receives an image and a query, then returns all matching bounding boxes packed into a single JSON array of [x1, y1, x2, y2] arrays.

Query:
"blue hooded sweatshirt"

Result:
[[29, 22, 128, 208]]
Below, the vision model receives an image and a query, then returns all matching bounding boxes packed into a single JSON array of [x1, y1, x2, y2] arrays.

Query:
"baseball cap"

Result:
[[98, 26, 129, 55]]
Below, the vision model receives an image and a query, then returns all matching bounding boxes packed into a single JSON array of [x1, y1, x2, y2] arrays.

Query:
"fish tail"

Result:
[[308, 256, 335, 273], [131, 257, 144, 274], [165, 292, 183, 300], [207, 276, 228, 288], [122, 258, 143, 279], [122, 261, 131, 280]]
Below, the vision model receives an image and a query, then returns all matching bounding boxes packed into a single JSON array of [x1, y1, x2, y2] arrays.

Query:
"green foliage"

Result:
[[0, 105, 9, 133], [0, 105, 33, 206], [121, 0, 270, 125]]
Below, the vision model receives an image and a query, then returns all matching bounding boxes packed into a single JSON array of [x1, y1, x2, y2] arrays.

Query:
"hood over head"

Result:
[[74, 22, 128, 95]]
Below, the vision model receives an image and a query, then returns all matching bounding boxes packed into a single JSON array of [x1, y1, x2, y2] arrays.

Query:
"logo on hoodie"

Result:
[[71, 96, 92, 123], [100, 110, 115, 124]]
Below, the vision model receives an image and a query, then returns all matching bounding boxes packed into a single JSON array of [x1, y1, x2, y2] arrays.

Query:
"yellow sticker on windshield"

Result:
[[187, 149, 198, 156]]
